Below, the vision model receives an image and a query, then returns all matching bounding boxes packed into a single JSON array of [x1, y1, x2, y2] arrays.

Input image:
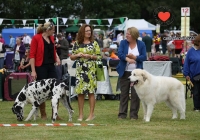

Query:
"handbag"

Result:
[[96, 60, 105, 81]]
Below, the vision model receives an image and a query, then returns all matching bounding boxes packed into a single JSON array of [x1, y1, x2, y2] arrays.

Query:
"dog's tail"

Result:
[[64, 90, 73, 111]]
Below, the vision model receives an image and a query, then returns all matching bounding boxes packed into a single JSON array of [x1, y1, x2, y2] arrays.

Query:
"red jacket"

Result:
[[173, 40, 184, 49], [29, 33, 57, 66]]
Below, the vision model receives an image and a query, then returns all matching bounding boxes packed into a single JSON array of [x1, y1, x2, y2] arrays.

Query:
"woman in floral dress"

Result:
[[70, 24, 101, 121]]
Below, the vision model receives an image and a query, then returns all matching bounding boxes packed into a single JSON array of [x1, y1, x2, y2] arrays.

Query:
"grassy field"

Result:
[[0, 77, 200, 140]]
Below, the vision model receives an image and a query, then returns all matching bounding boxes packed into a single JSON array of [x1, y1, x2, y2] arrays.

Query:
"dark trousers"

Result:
[[35, 63, 57, 80], [118, 71, 140, 119], [155, 44, 160, 52], [162, 44, 167, 54], [193, 81, 200, 109]]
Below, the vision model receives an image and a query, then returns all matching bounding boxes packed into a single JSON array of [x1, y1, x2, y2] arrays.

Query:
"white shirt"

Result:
[[0, 42, 4, 58], [126, 45, 139, 71], [14, 45, 20, 60], [23, 35, 31, 44]]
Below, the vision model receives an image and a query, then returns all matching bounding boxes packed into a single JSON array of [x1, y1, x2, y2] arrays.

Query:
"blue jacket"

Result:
[[116, 39, 147, 78], [183, 47, 200, 81]]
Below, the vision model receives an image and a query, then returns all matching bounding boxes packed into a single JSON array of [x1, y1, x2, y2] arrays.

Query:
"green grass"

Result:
[[0, 77, 199, 140]]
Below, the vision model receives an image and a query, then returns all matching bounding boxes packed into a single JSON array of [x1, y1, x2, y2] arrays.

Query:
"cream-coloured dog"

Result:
[[129, 69, 185, 122], [0, 68, 6, 74]]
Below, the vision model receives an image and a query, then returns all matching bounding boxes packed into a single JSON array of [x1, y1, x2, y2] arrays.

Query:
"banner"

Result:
[[11, 19, 15, 24], [108, 18, 113, 25], [34, 19, 38, 25], [45, 18, 50, 23], [74, 19, 79, 25], [62, 18, 68, 25], [119, 17, 125, 24], [85, 19, 90, 24], [52, 18, 57, 24], [97, 19, 101, 25], [0, 18, 3, 25], [22, 20, 27, 26]]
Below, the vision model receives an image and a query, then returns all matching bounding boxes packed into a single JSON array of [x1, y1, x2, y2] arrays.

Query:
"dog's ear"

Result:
[[12, 106, 17, 114], [142, 71, 147, 82]]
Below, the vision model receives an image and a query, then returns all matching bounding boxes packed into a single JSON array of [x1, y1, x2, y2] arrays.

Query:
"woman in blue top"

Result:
[[183, 34, 200, 111], [116, 27, 146, 120]]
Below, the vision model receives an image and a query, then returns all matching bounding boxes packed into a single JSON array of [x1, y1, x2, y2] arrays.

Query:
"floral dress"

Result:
[[72, 41, 101, 94]]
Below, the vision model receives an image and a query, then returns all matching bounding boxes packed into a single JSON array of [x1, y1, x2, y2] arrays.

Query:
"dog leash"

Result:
[[188, 79, 194, 87]]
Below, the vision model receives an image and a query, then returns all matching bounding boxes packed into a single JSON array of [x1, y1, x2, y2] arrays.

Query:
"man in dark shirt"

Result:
[[142, 32, 153, 60], [56, 34, 69, 60], [161, 32, 168, 55], [56, 34, 69, 80]]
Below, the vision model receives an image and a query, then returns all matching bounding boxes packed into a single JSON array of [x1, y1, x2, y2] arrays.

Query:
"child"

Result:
[[19, 49, 31, 72]]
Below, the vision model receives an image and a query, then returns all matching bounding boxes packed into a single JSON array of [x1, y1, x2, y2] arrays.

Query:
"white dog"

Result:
[[129, 69, 185, 122]]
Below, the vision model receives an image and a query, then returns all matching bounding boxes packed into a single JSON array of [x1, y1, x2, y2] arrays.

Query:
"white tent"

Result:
[[125, 19, 156, 30], [114, 21, 126, 30]]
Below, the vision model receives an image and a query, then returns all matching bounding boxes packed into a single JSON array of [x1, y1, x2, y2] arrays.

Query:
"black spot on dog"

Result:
[[24, 84, 28, 90], [18, 93, 26, 101], [29, 83, 33, 86], [43, 88, 47, 93], [40, 80, 46, 86], [52, 79, 56, 83], [60, 83, 65, 88], [35, 84, 38, 89], [46, 86, 50, 91], [65, 86, 69, 91], [15, 106, 22, 114], [34, 101, 40, 107], [48, 92, 53, 98], [55, 81, 60, 87]]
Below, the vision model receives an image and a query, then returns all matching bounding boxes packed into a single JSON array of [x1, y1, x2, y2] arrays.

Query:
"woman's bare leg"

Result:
[[78, 94, 85, 120], [86, 93, 96, 120]]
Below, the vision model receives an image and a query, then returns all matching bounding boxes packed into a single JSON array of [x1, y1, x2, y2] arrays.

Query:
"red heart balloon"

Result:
[[158, 12, 170, 22]]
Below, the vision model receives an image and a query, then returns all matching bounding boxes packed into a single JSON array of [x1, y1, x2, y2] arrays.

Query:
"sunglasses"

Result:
[[47, 22, 54, 30]]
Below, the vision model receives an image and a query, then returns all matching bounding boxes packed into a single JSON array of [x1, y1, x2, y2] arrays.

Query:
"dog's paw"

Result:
[[145, 119, 150, 122], [71, 110, 74, 114], [172, 115, 178, 119], [68, 118, 72, 122]]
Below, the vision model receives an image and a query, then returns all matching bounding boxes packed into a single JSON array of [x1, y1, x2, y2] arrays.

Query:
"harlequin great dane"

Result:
[[12, 74, 74, 123]]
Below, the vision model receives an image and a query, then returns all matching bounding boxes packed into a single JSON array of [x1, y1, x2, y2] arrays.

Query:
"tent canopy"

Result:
[[114, 19, 156, 31], [2, 28, 34, 45], [125, 19, 156, 30], [66, 26, 80, 32], [114, 22, 126, 30]]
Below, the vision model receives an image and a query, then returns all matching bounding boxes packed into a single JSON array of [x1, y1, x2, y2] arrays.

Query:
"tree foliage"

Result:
[[0, 0, 199, 33]]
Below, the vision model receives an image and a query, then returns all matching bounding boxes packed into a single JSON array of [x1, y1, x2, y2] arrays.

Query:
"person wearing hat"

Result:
[[183, 34, 200, 111]]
